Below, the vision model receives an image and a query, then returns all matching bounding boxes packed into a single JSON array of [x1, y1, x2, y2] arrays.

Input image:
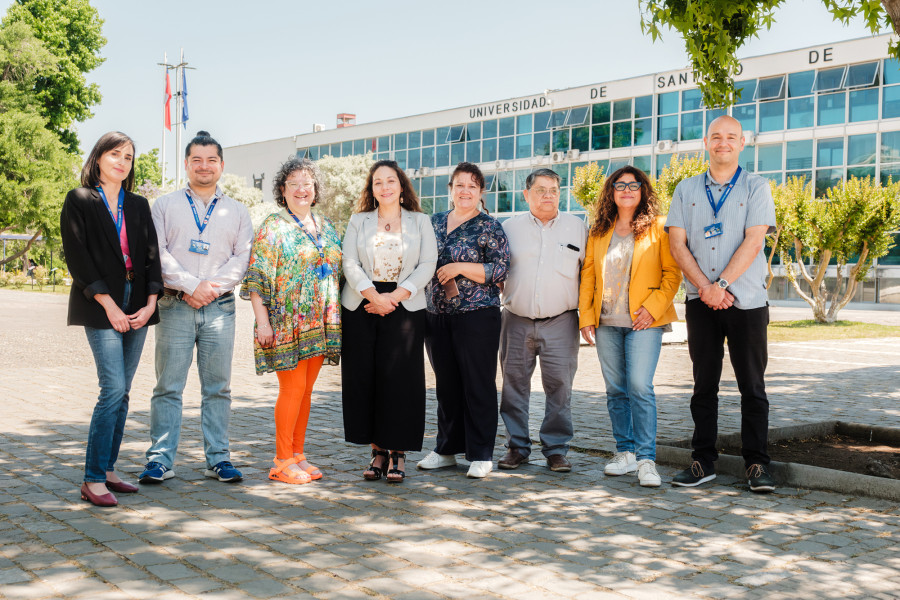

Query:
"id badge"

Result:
[[189, 239, 210, 255], [704, 223, 723, 239]]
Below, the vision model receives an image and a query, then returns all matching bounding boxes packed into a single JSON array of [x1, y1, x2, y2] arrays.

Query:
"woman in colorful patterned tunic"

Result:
[[417, 162, 510, 479], [243, 158, 341, 484]]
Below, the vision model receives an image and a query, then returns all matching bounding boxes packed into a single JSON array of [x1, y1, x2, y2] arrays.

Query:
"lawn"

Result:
[[768, 320, 900, 342]]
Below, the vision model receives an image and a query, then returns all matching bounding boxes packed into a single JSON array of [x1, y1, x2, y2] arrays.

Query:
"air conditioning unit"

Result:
[[551, 151, 566, 162], [419, 167, 432, 176], [495, 160, 508, 169], [313, 123, 325, 132], [656, 140, 674, 152], [743, 130, 757, 145], [567, 149, 580, 160]]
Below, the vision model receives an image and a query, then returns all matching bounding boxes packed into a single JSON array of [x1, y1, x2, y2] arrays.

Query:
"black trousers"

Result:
[[685, 299, 770, 469], [341, 282, 427, 451], [425, 307, 501, 462]]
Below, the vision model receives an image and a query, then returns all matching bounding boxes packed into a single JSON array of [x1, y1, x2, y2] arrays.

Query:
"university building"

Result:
[[225, 34, 900, 306]]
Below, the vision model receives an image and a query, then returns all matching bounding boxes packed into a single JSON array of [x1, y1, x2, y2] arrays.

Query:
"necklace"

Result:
[[378, 211, 400, 232]]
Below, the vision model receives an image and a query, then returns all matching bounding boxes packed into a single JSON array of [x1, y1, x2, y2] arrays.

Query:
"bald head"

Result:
[[706, 115, 742, 137], [704, 115, 744, 170]]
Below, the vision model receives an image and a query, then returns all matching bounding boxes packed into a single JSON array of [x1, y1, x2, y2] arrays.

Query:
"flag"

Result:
[[164, 71, 172, 131], [181, 67, 189, 128]]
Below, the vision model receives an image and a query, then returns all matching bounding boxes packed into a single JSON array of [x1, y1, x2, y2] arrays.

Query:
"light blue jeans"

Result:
[[146, 293, 236, 469], [596, 325, 664, 461], [83, 281, 149, 482]]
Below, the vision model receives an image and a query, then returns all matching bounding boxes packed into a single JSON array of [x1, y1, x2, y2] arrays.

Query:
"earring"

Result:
[[400, 196, 404, 205]]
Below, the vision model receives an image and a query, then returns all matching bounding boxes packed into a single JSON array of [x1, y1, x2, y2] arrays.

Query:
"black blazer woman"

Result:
[[60, 131, 163, 507]]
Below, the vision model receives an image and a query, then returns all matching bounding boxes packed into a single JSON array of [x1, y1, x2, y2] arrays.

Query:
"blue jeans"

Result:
[[147, 293, 236, 469], [83, 281, 148, 482], [595, 325, 664, 461]]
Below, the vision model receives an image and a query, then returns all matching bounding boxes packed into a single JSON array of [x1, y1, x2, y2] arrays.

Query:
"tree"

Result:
[[770, 175, 900, 322], [316, 153, 375, 235], [4, 0, 105, 152], [571, 162, 606, 218], [654, 153, 708, 214], [639, 1, 899, 108], [0, 20, 56, 113], [134, 149, 163, 190]]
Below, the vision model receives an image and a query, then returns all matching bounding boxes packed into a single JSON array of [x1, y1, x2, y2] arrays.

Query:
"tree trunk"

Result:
[[884, 0, 900, 35], [766, 225, 782, 290]]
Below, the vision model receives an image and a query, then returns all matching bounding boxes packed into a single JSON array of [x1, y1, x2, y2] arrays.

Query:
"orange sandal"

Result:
[[294, 454, 323, 480], [269, 457, 311, 484]]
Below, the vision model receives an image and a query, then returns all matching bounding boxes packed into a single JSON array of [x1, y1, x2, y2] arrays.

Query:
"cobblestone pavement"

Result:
[[1, 289, 899, 600]]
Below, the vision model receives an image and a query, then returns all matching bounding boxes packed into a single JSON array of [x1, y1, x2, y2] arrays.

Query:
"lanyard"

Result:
[[704, 167, 742, 219], [286, 208, 332, 279], [96, 187, 125, 237], [186, 191, 219, 235]]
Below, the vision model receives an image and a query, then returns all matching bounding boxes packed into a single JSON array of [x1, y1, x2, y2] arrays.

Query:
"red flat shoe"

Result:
[[80, 483, 117, 507], [106, 480, 139, 494]]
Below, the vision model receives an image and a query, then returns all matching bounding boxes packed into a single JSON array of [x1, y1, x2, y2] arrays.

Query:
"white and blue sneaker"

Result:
[[204, 461, 243, 483], [139, 461, 174, 484]]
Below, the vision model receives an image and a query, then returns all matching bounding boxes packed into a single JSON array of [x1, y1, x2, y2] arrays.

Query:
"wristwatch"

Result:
[[715, 277, 729, 289]]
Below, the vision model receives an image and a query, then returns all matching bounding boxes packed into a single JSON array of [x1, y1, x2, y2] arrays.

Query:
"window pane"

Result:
[[633, 155, 651, 172], [817, 138, 843, 167], [591, 124, 610, 150], [466, 140, 480, 163], [634, 118, 652, 145], [436, 144, 450, 167], [421, 146, 435, 169], [533, 132, 551, 156], [408, 131, 421, 149], [655, 153, 673, 176], [499, 117, 515, 137], [612, 121, 632, 148], [515, 192, 529, 212], [815, 168, 842, 196], [482, 138, 497, 162], [353, 139, 365, 154], [735, 80, 757, 104], [435, 128, 449, 145], [308, 147, 319, 160], [817, 92, 846, 126], [422, 129, 435, 146], [848, 165, 875, 180], [884, 58, 900, 85], [553, 129, 570, 152], [739, 146, 755, 171], [759, 100, 785, 132], [733, 104, 756, 132], [881, 164, 900, 185], [549, 110, 568, 128], [849, 88, 879, 122], [789, 71, 815, 97], [680, 112, 703, 140], [534, 111, 551, 132], [658, 91, 678, 115], [592, 102, 610, 123], [613, 99, 632, 121], [757, 144, 783, 172], [786, 170, 812, 184], [395, 150, 407, 169], [786, 140, 813, 170], [847, 134, 875, 165], [483, 119, 498, 139], [407, 148, 421, 169], [329, 143, 341, 157], [467, 122, 481, 141], [658, 115, 678, 141], [516, 134, 532, 158], [682, 88, 703, 111], [609, 159, 629, 172], [814, 67, 846, 92], [483, 191, 497, 213], [447, 125, 465, 143], [756, 76, 785, 100], [880, 131, 900, 162], [846, 62, 879, 88], [552, 163, 570, 187], [634, 95, 653, 118], [341, 141, 352, 156], [451, 142, 465, 164], [497, 191, 512, 213], [393, 133, 407, 150], [499, 136, 515, 160], [515, 169, 530, 191], [566, 106, 590, 126], [498, 171, 513, 192], [884, 85, 900, 119], [787, 97, 814, 128], [517, 113, 533, 134], [571, 126, 590, 152], [705, 108, 727, 130]]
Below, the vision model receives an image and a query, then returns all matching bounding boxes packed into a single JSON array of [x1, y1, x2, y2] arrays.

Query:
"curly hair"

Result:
[[448, 162, 488, 213], [273, 157, 322, 208], [589, 166, 658, 239], [356, 160, 422, 213]]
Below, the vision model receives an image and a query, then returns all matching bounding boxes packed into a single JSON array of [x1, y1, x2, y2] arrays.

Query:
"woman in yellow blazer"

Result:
[[578, 166, 682, 487]]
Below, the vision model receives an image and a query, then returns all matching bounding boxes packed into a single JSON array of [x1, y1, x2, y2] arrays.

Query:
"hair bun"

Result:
[[196, 130, 211, 137]]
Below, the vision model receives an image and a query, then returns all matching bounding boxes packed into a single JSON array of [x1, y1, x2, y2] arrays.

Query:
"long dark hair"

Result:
[[80, 131, 136, 191], [590, 166, 658, 239], [356, 160, 422, 213], [448, 162, 488, 213]]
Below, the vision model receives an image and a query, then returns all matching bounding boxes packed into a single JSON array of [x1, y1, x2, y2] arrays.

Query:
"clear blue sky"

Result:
[[2, 0, 892, 173]]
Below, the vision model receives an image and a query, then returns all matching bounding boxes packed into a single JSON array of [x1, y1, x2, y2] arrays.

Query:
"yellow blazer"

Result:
[[578, 215, 682, 329]]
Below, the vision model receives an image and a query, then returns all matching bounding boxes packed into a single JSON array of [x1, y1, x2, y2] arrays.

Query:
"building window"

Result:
[[756, 76, 785, 101], [846, 62, 879, 88], [787, 97, 814, 128], [817, 138, 844, 167], [849, 88, 879, 122], [446, 125, 465, 143], [759, 100, 785, 132], [566, 106, 590, 126], [592, 102, 611, 123], [817, 92, 846, 126], [757, 144, 783, 172], [813, 66, 847, 92]]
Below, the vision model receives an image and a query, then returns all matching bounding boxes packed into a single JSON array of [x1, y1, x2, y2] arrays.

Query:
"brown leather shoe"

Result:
[[547, 454, 572, 472], [498, 449, 528, 470]]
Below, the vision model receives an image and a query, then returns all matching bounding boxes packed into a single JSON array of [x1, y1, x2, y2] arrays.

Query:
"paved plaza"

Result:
[[1, 288, 899, 600]]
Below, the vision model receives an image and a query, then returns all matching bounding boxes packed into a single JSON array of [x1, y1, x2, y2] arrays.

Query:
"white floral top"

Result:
[[372, 229, 403, 282]]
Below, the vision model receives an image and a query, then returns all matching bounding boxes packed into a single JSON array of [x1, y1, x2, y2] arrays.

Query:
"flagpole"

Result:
[[161, 52, 167, 187], [175, 48, 183, 190]]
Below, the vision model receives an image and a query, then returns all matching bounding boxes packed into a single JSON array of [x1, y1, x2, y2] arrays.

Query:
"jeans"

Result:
[[147, 293, 236, 469], [595, 325, 664, 461], [83, 281, 148, 482]]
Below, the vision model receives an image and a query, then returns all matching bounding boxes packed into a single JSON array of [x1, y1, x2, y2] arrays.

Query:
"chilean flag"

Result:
[[164, 71, 172, 131]]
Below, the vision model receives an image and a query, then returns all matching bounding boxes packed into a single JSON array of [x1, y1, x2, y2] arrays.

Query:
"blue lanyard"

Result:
[[186, 191, 219, 235], [704, 167, 742, 219], [96, 187, 125, 237], [286, 208, 332, 279]]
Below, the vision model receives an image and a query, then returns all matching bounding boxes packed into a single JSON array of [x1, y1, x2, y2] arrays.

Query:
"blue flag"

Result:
[[181, 67, 189, 128]]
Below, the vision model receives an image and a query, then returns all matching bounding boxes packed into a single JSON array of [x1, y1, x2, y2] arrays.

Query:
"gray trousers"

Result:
[[499, 309, 579, 457]]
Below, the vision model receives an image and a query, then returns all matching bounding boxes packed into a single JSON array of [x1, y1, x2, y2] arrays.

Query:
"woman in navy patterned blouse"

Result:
[[417, 162, 510, 479]]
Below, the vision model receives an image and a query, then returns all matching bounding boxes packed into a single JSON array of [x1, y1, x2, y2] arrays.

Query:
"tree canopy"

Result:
[[640, 0, 900, 108]]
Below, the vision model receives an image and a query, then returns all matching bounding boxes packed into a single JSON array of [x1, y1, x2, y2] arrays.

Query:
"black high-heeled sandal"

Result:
[[387, 451, 406, 483], [364, 449, 389, 481]]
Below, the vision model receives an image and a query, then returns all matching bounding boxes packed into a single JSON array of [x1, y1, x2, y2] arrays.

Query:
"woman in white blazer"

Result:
[[341, 160, 438, 483]]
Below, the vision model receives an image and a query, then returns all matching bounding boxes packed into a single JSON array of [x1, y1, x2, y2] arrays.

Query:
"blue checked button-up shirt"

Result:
[[665, 170, 776, 310]]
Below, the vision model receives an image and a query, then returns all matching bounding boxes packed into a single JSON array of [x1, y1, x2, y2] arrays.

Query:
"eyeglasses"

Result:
[[532, 186, 561, 197], [613, 181, 642, 191], [285, 181, 315, 191]]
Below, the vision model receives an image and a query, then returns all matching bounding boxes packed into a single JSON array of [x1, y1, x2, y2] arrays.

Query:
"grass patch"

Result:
[[768, 320, 900, 342]]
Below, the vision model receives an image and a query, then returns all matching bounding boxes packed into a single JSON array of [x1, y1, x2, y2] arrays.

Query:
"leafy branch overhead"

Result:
[[639, 0, 899, 108]]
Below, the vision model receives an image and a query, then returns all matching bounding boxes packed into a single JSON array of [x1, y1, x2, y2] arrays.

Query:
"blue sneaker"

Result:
[[204, 461, 242, 482], [139, 461, 174, 484]]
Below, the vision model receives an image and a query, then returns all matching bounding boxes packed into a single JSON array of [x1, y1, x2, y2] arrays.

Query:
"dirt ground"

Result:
[[722, 433, 900, 479]]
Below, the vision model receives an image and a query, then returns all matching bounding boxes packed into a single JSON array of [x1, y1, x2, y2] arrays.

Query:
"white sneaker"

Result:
[[466, 461, 493, 478], [637, 459, 662, 487], [604, 451, 637, 475], [417, 451, 457, 470]]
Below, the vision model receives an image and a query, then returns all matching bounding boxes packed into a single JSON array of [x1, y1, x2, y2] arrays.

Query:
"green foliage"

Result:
[[655, 153, 708, 214], [571, 162, 606, 216], [316, 153, 375, 235], [9, 271, 27, 288], [0, 20, 56, 113], [32, 264, 46, 289], [4, 0, 106, 152], [640, 0, 898, 108], [134, 148, 163, 190], [221, 173, 263, 208]]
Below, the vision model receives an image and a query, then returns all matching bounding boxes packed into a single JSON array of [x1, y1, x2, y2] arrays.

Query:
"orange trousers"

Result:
[[274, 356, 324, 459]]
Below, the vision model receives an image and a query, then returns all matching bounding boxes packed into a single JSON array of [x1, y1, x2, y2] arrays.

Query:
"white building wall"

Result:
[[223, 136, 296, 203]]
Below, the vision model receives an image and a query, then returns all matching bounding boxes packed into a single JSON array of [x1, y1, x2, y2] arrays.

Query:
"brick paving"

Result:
[[1, 288, 899, 599]]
